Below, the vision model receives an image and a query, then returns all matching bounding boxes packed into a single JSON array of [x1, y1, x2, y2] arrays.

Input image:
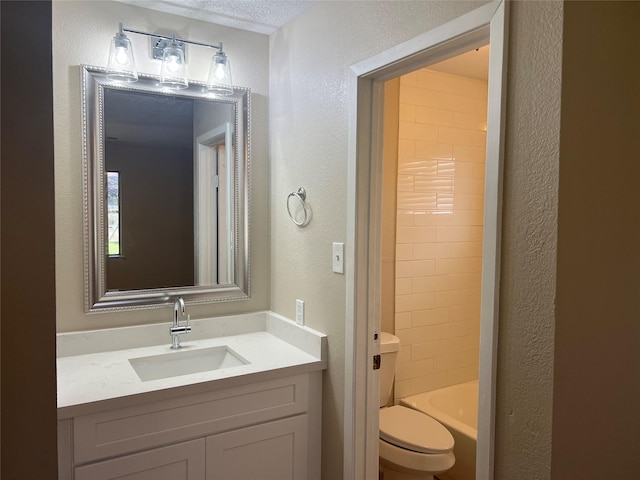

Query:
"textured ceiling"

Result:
[[113, 0, 316, 34]]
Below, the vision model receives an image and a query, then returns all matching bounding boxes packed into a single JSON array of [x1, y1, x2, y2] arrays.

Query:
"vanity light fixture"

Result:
[[106, 23, 233, 94], [106, 23, 138, 82], [159, 34, 188, 90], [207, 47, 233, 95]]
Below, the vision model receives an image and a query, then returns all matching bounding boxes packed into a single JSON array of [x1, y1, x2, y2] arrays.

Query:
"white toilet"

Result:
[[379, 332, 455, 480]]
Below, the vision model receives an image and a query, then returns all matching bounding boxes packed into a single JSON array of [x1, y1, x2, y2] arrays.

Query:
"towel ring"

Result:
[[287, 187, 309, 227]]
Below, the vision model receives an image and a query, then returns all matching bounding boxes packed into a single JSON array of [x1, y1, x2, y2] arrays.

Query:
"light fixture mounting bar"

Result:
[[151, 36, 186, 61], [121, 26, 223, 51]]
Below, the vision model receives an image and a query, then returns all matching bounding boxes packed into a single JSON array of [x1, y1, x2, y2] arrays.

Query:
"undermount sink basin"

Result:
[[129, 346, 249, 382]]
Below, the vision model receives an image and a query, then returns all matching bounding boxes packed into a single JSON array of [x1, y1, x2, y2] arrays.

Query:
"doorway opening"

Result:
[[380, 47, 489, 480], [344, 2, 508, 479]]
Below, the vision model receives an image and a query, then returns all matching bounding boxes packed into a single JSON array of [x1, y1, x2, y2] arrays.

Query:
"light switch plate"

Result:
[[332, 242, 344, 274]]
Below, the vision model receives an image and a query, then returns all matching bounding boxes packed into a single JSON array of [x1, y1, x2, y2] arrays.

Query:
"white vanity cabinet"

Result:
[[58, 372, 322, 480], [206, 415, 309, 479], [74, 439, 206, 480]]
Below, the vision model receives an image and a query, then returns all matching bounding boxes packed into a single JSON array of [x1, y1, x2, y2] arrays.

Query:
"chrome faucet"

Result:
[[170, 297, 191, 349]]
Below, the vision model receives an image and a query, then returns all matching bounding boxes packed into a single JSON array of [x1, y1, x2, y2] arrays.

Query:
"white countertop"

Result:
[[57, 311, 326, 418]]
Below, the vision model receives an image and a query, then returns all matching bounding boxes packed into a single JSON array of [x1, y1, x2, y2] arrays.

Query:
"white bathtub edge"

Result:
[[400, 380, 478, 442]]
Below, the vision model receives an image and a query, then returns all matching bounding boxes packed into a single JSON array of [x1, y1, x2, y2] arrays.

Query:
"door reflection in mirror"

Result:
[[195, 121, 235, 287]]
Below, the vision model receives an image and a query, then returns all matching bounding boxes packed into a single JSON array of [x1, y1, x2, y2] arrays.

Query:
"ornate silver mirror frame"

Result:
[[82, 65, 250, 312]]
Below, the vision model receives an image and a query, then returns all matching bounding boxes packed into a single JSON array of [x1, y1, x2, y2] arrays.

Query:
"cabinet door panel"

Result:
[[75, 438, 205, 480], [206, 415, 308, 480]]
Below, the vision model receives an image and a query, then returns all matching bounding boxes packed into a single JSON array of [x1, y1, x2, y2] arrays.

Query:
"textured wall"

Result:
[[552, 2, 640, 477], [494, 2, 562, 478], [53, 1, 269, 331], [393, 68, 487, 402]]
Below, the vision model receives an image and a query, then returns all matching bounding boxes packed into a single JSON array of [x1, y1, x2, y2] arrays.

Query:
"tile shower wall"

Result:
[[393, 68, 488, 403]]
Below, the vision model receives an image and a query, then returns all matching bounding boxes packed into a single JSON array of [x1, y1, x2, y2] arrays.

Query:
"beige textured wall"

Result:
[[552, 2, 640, 477], [393, 68, 487, 402], [494, 2, 562, 478], [52, 1, 270, 332]]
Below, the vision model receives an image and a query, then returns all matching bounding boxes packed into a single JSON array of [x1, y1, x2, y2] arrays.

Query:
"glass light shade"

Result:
[[106, 32, 138, 82], [159, 41, 188, 90], [207, 50, 233, 95]]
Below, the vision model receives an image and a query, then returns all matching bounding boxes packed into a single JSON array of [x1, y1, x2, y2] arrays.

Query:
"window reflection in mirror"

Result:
[[106, 171, 121, 256]]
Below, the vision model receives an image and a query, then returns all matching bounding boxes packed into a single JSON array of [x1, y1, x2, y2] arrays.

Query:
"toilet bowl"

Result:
[[379, 405, 455, 479], [379, 333, 455, 480]]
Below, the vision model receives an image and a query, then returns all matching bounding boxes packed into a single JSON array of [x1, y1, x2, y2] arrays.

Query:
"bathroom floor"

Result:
[[379, 469, 445, 479]]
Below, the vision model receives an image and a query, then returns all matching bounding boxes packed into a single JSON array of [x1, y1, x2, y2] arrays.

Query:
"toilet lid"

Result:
[[379, 405, 454, 454]]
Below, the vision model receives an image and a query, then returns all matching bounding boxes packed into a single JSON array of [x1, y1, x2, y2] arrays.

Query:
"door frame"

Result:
[[344, 2, 509, 479], [195, 123, 234, 285]]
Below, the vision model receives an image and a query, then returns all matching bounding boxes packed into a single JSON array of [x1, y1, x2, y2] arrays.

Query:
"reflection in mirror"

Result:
[[82, 66, 250, 311]]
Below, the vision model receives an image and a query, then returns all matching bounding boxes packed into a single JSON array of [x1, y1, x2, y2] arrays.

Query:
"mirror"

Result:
[[82, 65, 250, 311]]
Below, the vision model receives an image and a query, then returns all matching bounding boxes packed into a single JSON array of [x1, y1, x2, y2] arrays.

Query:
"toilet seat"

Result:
[[380, 405, 454, 454], [379, 438, 455, 475]]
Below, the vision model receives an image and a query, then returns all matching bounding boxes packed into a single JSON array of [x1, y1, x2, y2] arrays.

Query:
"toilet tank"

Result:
[[379, 332, 400, 407]]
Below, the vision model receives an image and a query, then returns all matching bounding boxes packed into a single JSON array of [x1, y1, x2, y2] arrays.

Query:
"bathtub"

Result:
[[400, 380, 478, 480]]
